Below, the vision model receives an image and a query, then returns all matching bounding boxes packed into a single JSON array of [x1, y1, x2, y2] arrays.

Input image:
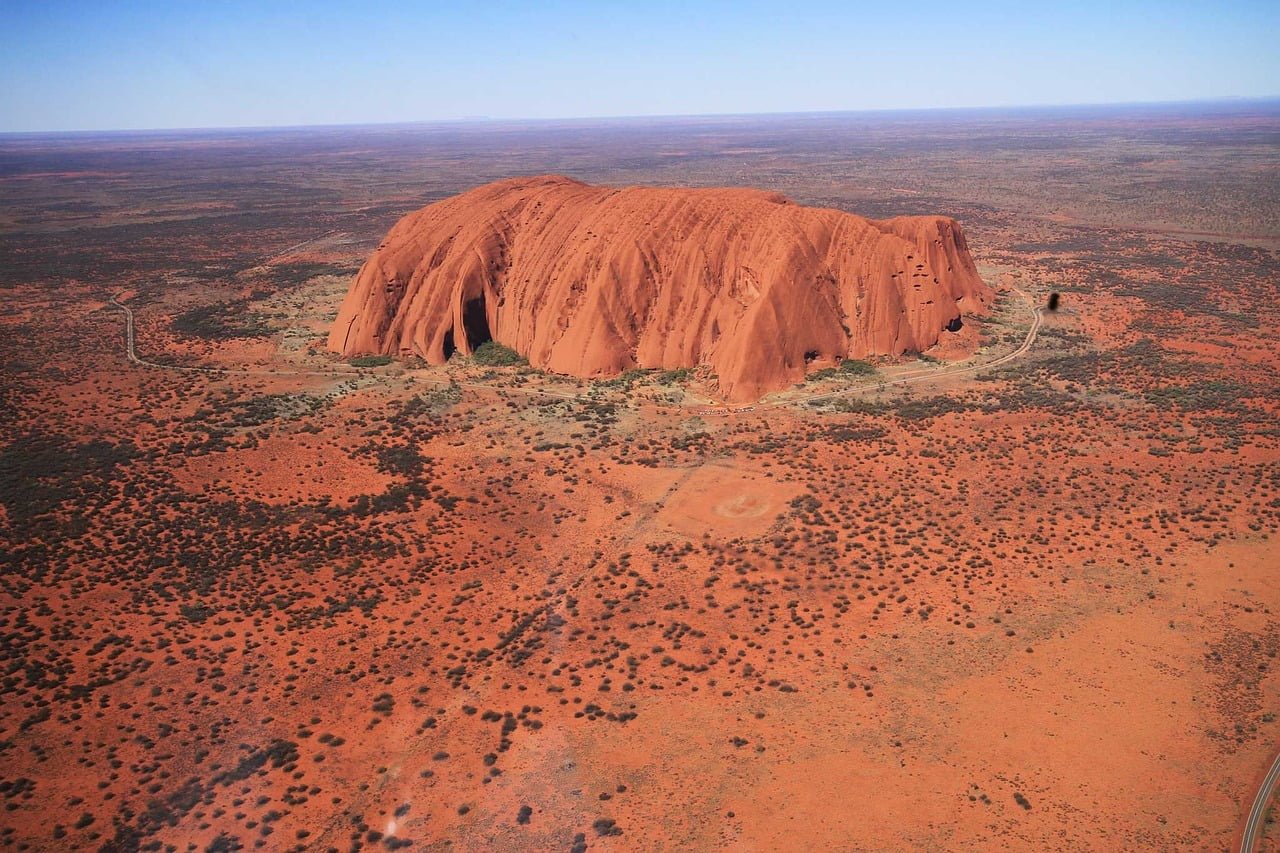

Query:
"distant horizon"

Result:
[[2, 94, 1278, 138], [3, 1, 1277, 134]]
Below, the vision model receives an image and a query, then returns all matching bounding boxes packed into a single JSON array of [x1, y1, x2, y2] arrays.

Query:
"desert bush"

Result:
[[400, 384, 462, 416], [172, 301, 272, 339], [375, 445, 424, 477], [225, 393, 326, 427], [471, 341, 526, 366], [349, 354, 392, 368], [0, 433, 139, 532], [839, 358, 877, 375], [592, 818, 622, 837], [831, 398, 887, 415], [266, 261, 358, 287]]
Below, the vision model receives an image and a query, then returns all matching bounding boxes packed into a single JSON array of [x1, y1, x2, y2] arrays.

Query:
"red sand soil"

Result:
[[1, 112, 1278, 852], [4, 265, 1276, 850]]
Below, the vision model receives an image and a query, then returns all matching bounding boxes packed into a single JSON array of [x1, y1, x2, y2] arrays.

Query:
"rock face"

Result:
[[329, 176, 992, 402]]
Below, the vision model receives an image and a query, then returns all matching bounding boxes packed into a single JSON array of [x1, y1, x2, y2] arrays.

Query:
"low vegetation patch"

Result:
[[839, 358, 877, 375], [656, 367, 692, 384], [471, 341, 526, 366], [172, 300, 272, 340], [810, 358, 878, 382], [349, 354, 393, 368], [222, 392, 327, 427]]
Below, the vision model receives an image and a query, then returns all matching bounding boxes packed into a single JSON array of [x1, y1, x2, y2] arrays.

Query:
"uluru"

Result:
[[329, 175, 992, 401]]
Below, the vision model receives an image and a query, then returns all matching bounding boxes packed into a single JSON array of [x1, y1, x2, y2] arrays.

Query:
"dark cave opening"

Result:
[[945, 316, 963, 332], [442, 329, 455, 361], [462, 296, 492, 350]]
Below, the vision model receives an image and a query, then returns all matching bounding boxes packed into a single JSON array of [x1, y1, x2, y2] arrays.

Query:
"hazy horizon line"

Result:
[[3, 94, 1278, 138]]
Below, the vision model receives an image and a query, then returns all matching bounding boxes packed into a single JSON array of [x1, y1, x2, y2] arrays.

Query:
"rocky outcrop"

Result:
[[329, 176, 991, 402]]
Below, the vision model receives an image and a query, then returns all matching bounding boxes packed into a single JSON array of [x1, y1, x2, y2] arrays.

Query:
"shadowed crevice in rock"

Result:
[[462, 296, 492, 351]]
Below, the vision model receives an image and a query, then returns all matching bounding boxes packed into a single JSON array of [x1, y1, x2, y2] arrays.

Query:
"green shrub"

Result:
[[832, 398, 887, 415], [173, 301, 272, 340], [471, 341, 526, 366], [349, 354, 392, 368], [839, 359, 877, 375], [599, 367, 653, 389]]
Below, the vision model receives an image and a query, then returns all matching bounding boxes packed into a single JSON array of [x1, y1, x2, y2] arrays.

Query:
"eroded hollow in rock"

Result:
[[462, 296, 492, 351]]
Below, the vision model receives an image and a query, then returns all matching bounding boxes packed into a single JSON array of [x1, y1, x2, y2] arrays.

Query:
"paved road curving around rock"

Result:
[[771, 282, 1042, 411], [112, 293, 232, 374], [112, 277, 1042, 415], [1240, 748, 1280, 853], [111, 292, 366, 379]]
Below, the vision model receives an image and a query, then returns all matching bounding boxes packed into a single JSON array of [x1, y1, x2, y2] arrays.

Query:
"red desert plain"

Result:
[[0, 104, 1278, 851]]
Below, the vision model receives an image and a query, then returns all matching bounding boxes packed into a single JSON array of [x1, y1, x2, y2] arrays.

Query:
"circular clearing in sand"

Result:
[[715, 494, 770, 519]]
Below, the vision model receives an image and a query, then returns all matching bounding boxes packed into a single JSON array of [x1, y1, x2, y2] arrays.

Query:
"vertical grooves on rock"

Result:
[[329, 176, 991, 401]]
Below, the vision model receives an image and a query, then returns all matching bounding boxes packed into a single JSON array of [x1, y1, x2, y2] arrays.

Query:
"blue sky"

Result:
[[1, 0, 1277, 131]]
